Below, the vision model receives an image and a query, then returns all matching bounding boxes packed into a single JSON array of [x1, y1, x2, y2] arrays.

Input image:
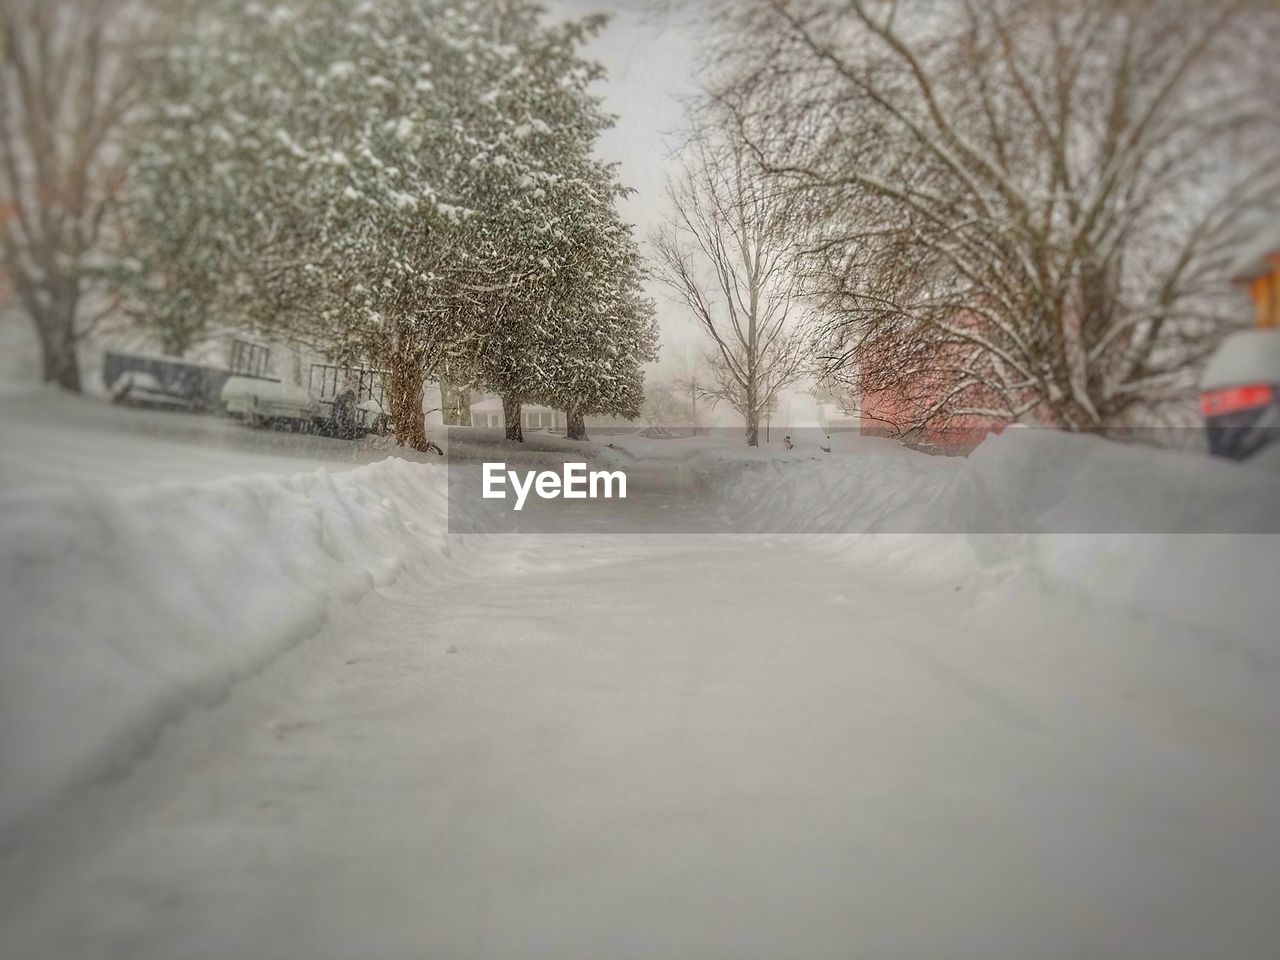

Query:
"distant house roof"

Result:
[[1230, 227, 1280, 283]]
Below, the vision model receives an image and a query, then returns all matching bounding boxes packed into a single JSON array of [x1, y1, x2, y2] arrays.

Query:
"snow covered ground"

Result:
[[2, 397, 1280, 959], [0, 389, 440, 491]]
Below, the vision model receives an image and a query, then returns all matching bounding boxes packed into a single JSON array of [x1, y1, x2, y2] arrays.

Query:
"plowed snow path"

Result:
[[2, 531, 1278, 960]]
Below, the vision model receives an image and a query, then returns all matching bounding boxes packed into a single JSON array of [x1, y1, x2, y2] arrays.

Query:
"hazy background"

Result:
[[551, 0, 704, 369]]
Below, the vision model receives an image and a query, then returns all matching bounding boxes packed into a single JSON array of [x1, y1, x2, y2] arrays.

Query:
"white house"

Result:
[[466, 396, 650, 434], [468, 395, 566, 431]]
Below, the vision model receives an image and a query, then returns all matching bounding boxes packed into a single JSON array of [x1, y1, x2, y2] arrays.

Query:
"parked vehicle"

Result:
[[108, 370, 197, 412], [221, 376, 389, 438], [221, 377, 320, 431], [1200, 329, 1280, 461]]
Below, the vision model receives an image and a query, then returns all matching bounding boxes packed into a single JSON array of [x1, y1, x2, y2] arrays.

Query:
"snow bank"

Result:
[[0, 389, 449, 493], [712, 430, 1277, 534], [443, 426, 606, 464], [0, 458, 448, 838], [715, 430, 1280, 656]]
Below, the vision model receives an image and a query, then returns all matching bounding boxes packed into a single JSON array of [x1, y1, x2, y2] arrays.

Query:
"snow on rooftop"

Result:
[[1229, 224, 1280, 282]]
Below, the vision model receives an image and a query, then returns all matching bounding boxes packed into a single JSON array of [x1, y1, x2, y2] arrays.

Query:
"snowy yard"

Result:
[[2, 396, 1280, 959], [4, 0, 1280, 955]]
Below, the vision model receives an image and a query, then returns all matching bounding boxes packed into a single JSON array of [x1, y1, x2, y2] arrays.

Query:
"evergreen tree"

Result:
[[121, 0, 657, 448]]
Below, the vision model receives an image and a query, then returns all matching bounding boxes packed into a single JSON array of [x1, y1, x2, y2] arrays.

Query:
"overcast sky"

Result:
[[548, 0, 706, 369]]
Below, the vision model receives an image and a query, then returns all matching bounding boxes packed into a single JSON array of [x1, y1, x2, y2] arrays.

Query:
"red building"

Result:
[[859, 319, 1008, 454]]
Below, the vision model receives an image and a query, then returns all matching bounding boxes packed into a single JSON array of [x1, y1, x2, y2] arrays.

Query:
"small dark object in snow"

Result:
[[446, 644, 459, 655]]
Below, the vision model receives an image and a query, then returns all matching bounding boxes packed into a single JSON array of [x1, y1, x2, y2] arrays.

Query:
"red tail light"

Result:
[[1201, 384, 1275, 416]]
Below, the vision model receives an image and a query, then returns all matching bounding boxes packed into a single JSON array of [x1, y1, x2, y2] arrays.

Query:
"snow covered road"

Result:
[[4, 530, 1280, 958], [3, 414, 1280, 958]]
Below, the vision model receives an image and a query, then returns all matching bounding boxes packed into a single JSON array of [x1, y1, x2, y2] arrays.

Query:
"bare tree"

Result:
[[661, 344, 710, 433], [652, 130, 810, 446], [708, 0, 1280, 435], [0, 0, 157, 390], [641, 376, 702, 431]]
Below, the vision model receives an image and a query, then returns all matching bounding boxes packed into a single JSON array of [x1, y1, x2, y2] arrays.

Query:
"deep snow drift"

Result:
[[0, 458, 450, 837], [712, 429, 1280, 658]]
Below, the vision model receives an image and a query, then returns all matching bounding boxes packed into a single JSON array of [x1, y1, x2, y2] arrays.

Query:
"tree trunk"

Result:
[[502, 394, 524, 442], [37, 317, 82, 392], [386, 352, 429, 451], [746, 285, 759, 447], [25, 276, 83, 392], [438, 376, 469, 426], [566, 405, 588, 441]]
